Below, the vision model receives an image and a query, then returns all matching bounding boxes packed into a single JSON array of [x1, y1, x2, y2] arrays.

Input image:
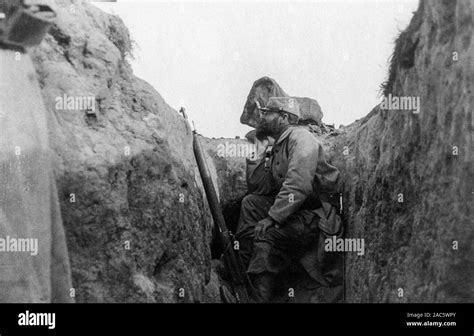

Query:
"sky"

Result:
[[93, 0, 419, 138]]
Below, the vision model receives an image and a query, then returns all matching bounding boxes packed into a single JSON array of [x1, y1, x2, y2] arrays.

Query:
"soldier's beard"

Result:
[[257, 118, 280, 138], [256, 124, 272, 139]]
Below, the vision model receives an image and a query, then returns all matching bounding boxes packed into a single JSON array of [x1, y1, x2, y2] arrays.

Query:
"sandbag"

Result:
[[240, 76, 324, 128]]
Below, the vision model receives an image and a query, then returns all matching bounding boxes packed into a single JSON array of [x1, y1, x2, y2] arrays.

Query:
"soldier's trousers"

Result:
[[236, 194, 317, 276]]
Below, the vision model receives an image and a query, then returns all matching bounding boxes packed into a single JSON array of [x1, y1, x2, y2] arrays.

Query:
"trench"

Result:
[[21, 0, 471, 303]]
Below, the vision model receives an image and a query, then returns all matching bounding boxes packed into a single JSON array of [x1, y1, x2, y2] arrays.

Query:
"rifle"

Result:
[[180, 107, 257, 303]]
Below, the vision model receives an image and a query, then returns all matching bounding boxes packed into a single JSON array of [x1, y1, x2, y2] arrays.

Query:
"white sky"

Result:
[[94, 0, 419, 138]]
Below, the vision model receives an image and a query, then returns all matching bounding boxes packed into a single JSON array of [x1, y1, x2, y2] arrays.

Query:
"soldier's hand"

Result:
[[255, 217, 275, 240]]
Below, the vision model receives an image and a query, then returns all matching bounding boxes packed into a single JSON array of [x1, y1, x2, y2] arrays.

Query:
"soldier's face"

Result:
[[257, 110, 282, 136]]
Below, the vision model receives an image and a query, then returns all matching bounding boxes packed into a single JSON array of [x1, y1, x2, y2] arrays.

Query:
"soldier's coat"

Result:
[[268, 126, 340, 224]]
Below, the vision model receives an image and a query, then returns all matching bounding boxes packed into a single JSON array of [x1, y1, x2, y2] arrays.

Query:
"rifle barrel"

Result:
[[192, 131, 228, 234]]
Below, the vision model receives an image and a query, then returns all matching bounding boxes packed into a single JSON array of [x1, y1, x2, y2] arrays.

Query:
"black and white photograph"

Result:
[[0, 0, 472, 332]]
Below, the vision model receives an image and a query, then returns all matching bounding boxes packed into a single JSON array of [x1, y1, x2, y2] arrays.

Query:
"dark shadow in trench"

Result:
[[210, 198, 243, 260]]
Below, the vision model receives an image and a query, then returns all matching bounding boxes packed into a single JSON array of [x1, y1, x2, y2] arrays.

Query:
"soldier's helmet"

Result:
[[258, 97, 301, 119]]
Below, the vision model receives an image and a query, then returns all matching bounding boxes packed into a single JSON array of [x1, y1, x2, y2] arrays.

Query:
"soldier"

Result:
[[236, 97, 341, 302], [0, 0, 73, 302]]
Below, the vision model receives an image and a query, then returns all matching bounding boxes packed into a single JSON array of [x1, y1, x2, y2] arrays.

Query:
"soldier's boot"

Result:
[[219, 283, 237, 304], [253, 272, 275, 303]]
